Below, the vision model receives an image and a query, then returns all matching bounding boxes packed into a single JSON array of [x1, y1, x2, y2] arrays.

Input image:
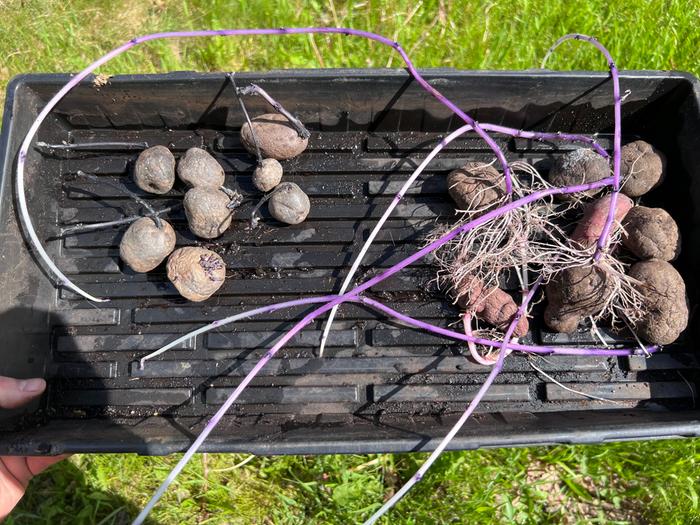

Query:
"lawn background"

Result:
[[1, 0, 699, 523]]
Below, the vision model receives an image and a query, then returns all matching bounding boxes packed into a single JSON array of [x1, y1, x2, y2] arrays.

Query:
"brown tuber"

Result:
[[177, 147, 226, 188], [456, 275, 529, 337], [447, 162, 507, 213], [544, 265, 614, 333], [571, 193, 634, 247], [253, 158, 283, 192], [628, 259, 688, 345], [268, 182, 310, 225], [622, 206, 680, 261], [240, 113, 309, 160], [119, 217, 176, 273], [548, 148, 609, 200], [620, 140, 666, 197], [184, 187, 233, 239], [167, 247, 226, 302], [133, 145, 175, 194]]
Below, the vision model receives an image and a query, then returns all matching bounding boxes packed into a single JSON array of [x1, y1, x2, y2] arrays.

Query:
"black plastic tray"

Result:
[[0, 69, 699, 457]]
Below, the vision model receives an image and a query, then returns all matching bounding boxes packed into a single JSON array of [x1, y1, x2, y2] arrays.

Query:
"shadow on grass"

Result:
[[7, 459, 158, 525]]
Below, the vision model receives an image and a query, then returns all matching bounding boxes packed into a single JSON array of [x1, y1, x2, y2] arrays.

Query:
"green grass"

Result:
[[1, 0, 700, 523]]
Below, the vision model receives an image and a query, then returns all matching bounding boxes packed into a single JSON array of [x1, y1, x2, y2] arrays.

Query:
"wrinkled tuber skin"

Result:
[[184, 187, 233, 239], [269, 182, 310, 225], [571, 193, 634, 247], [119, 217, 176, 273], [455, 275, 529, 337], [622, 206, 681, 261], [629, 259, 688, 345], [253, 158, 283, 192], [447, 162, 507, 213], [620, 140, 666, 197], [133, 145, 175, 194], [177, 147, 226, 188], [544, 265, 615, 333], [548, 148, 609, 200], [241, 113, 309, 160], [167, 247, 226, 302]]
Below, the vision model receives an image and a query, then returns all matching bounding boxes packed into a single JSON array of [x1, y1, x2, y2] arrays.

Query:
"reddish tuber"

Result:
[[571, 193, 634, 247]]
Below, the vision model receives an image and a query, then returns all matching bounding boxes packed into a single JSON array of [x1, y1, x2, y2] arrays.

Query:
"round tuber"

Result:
[[133, 145, 175, 194], [622, 206, 680, 261], [240, 113, 309, 160], [447, 162, 507, 213], [167, 247, 226, 302], [184, 187, 233, 239], [177, 147, 226, 188], [620, 140, 666, 197], [628, 259, 688, 345], [253, 158, 283, 192], [268, 182, 310, 225], [119, 217, 176, 273], [548, 148, 609, 200], [544, 264, 614, 333]]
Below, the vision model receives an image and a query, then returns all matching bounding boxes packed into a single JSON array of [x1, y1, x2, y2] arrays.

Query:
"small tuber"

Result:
[[119, 217, 176, 273], [571, 193, 634, 247], [268, 182, 310, 225], [628, 259, 688, 345], [622, 206, 680, 261], [253, 158, 283, 192], [544, 265, 614, 333], [133, 145, 175, 194], [447, 162, 507, 213], [455, 275, 529, 337], [167, 247, 226, 302], [177, 147, 226, 188], [620, 140, 665, 197], [548, 148, 609, 200], [184, 187, 233, 239], [240, 113, 309, 160]]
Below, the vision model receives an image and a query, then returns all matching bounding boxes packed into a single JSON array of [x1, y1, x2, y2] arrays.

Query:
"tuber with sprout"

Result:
[[622, 206, 681, 261], [119, 217, 176, 273], [177, 147, 225, 188], [184, 187, 234, 239], [447, 162, 506, 212], [253, 158, 283, 192], [167, 247, 226, 302], [620, 140, 666, 197], [133, 145, 176, 194], [571, 193, 634, 247], [628, 259, 688, 345], [548, 148, 609, 200], [240, 113, 309, 160], [268, 182, 310, 224]]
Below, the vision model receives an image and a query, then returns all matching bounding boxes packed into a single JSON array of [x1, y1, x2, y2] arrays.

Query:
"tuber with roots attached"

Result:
[[133, 145, 175, 194], [119, 217, 176, 273], [253, 158, 283, 192], [167, 247, 226, 302], [622, 206, 680, 261], [447, 162, 506, 213], [177, 147, 226, 188], [240, 113, 309, 160], [184, 187, 234, 239], [571, 193, 634, 247], [455, 275, 529, 337], [628, 259, 688, 345], [548, 148, 609, 200], [620, 140, 666, 197], [544, 264, 615, 333]]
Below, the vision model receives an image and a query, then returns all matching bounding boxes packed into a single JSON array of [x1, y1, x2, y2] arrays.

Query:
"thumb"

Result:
[[0, 377, 46, 409]]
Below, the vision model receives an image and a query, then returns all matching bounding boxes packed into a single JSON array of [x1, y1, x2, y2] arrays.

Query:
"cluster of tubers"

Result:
[[445, 140, 688, 346], [118, 99, 311, 303]]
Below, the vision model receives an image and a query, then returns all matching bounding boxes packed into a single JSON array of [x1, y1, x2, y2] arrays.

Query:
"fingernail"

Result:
[[19, 378, 46, 393]]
